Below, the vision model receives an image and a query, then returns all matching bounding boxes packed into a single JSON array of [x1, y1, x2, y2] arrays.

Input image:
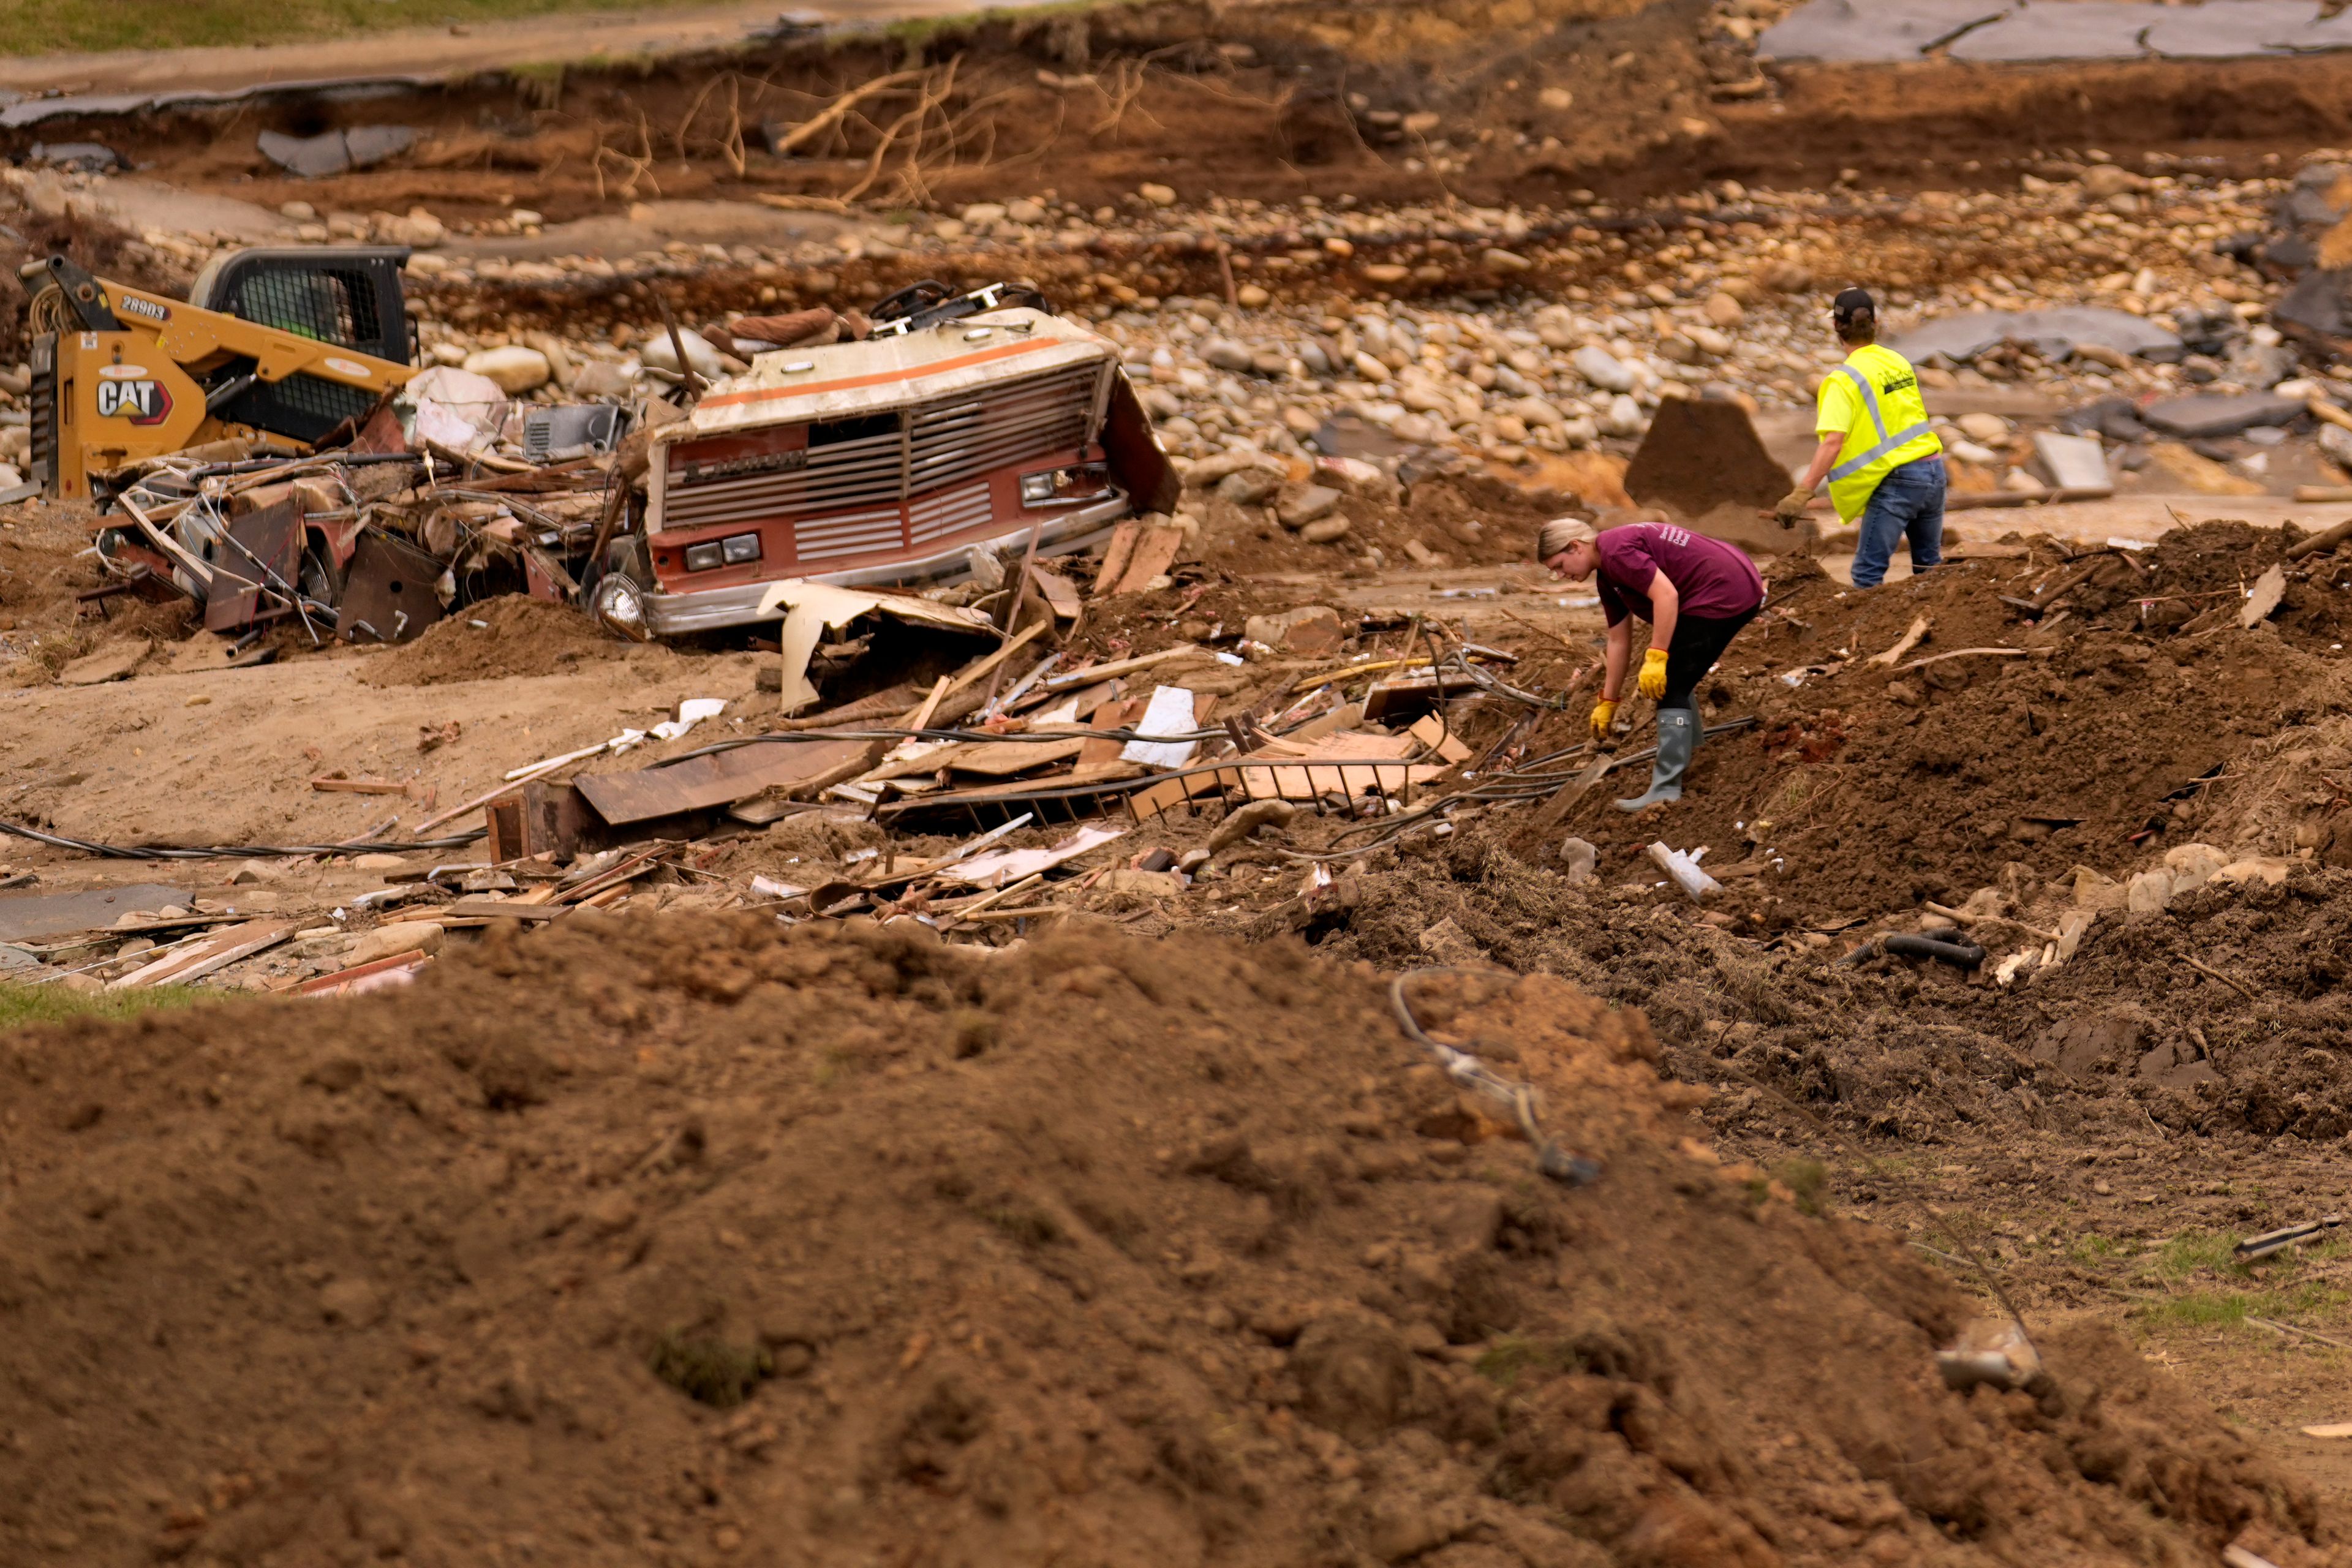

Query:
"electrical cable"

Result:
[[0, 818, 486, 861]]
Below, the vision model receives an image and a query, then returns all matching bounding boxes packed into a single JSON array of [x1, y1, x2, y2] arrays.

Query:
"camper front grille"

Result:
[[662, 360, 1104, 544]]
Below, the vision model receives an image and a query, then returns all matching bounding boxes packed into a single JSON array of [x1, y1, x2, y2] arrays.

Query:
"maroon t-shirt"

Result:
[[1593, 523, 1764, 627]]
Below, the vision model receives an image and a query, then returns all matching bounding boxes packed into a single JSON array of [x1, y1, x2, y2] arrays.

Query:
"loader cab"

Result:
[[187, 247, 413, 442]]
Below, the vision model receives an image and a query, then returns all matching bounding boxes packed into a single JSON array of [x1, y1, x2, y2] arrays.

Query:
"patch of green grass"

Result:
[[2100, 1229, 2352, 1339], [2069, 1232, 2126, 1265], [0, 980, 214, 1031], [0, 0, 739, 56]]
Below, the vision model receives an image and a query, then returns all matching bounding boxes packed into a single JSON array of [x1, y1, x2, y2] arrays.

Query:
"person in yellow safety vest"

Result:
[[1773, 288, 1946, 589]]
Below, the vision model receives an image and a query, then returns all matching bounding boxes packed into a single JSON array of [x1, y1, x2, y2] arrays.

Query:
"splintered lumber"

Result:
[[1027, 564, 1082, 619], [573, 737, 875, 826], [937, 621, 1048, 703], [441, 898, 568, 922], [1094, 521, 1142, 593], [108, 919, 292, 989], [1093, 521, 1185, 595], [1129, 735, 1444, 823], [1040, 644, 1199, 690], [296, 949, 432, 997]]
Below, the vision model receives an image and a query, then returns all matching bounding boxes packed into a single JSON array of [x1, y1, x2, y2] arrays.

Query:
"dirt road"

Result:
[[0, 0, 976, 98]]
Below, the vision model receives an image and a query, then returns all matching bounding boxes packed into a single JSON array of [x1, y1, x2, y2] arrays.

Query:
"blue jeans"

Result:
[[1852, 456, 1945, 589]]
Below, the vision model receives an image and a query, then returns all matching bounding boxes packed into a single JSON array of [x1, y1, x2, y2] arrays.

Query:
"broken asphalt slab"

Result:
[[257, 126, 416, 180], [0, 884, 196, 944], [1760, 0, 2352, 64], [1948, 2, 2168, 62], [2139, 392, 2310, 440], [1756, 0, 2009, 62], [1885, 307, 2182, 366]]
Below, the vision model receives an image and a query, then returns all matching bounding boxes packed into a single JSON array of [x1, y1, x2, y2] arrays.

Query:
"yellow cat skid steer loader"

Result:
[[21, 250, 420, 500]]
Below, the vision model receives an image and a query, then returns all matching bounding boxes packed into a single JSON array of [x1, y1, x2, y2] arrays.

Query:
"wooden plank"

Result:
[[902, 674, 952, 730], [1127, 767, 1231, 823], [311, 774, 433, 802], [296, 949, 432, 997], [1408, 714, 1472, 764], [1027, 563, 1082, 619], [935, 621, 1048, 703], [1079, 699, 1137, 767], [942, 735, 1089, 778], [1093, 521, 1141, 594], [1109, 525, 1185, 595], [574, 737, 875, 826], [1225, 734, 1442, 802], [442, 897, 567, 922], [110, 919, 293, 989], [1040, 644, 1198, 690]]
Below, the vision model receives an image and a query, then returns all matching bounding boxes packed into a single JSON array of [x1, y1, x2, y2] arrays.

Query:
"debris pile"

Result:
[[1, 921, 2335, 1568]]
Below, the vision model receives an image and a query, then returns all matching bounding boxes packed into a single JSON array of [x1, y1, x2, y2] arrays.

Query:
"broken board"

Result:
[[575, 737, 875, 826], [1094, 521, 1186, 596]]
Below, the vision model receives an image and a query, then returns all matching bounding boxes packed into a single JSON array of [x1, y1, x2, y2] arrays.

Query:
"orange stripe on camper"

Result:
[[698, 339, 1068, 410]]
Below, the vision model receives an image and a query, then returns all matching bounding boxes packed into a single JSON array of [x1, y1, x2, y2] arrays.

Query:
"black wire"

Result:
[[0, 818, 487, 861]]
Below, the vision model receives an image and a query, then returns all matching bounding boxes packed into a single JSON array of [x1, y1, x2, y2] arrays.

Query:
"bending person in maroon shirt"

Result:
[[1537, 517, 1765, 811]]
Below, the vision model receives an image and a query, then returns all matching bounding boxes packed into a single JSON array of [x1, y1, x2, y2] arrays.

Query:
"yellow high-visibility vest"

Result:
[[1817, 344, 1942, 523]]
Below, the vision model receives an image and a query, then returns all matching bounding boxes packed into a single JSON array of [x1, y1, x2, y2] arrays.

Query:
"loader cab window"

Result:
[[187, 249, 409, 364], [219, 268, 377, 350]]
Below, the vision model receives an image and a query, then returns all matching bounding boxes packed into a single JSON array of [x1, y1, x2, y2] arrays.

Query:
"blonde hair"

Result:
[[1537, 517, 1596, 559]]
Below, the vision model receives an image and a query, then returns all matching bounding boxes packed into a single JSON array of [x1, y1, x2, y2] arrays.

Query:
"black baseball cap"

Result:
[[1832, 288, 1876, 331]]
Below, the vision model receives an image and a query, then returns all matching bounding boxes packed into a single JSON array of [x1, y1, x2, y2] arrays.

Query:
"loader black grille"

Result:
[[212, 371, 380, 446]]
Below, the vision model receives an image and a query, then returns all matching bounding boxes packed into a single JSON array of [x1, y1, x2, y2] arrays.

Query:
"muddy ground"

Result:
[[4, 922, 2344, 1567], [14, 0, 2352, 1560]]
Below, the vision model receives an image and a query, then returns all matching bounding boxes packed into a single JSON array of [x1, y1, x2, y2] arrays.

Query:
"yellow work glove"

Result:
[[1637, 647, 1670, 700], [1589, 699, 1618, 741], [1774, 487, 1814, 527]]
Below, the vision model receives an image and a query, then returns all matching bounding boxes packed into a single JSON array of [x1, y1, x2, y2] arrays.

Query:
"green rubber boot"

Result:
[[1615, 709, 1695, 812]]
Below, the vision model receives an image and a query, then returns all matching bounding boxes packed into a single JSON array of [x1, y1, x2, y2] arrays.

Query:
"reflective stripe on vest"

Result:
[[1827, 364, 1934, 482]]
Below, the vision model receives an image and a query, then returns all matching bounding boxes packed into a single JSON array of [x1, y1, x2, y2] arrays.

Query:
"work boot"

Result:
[[1616, 709, 1694, 812]]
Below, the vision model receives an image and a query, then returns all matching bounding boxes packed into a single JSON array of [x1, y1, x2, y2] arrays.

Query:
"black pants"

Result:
[[1656, 606, 1758, 715]]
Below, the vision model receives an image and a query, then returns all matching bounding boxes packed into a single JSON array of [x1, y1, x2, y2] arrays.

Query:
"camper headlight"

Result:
[[1019, 462, 1113, 507], [682, 533, 760, 571]]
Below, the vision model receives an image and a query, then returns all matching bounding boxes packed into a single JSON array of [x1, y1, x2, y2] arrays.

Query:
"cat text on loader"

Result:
[[21, 250, 419, 500]]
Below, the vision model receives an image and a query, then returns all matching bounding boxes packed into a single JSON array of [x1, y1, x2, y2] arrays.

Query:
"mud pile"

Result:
[[358, 592, 638, 685], [1498, 522, 2352, 921], [3, 919, 2334, 1566]]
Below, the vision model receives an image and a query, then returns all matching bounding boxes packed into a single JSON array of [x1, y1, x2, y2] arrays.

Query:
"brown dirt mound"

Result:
[[1285, 814, 2352, 1155], [2, 918, 2340, 1566], [1515, 523, 2351, 922], [358, 593, 633, 686]]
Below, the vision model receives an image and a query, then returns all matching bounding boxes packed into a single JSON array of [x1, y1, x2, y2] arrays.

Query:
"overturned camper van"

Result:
[[602, 298, 1178, 639]]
